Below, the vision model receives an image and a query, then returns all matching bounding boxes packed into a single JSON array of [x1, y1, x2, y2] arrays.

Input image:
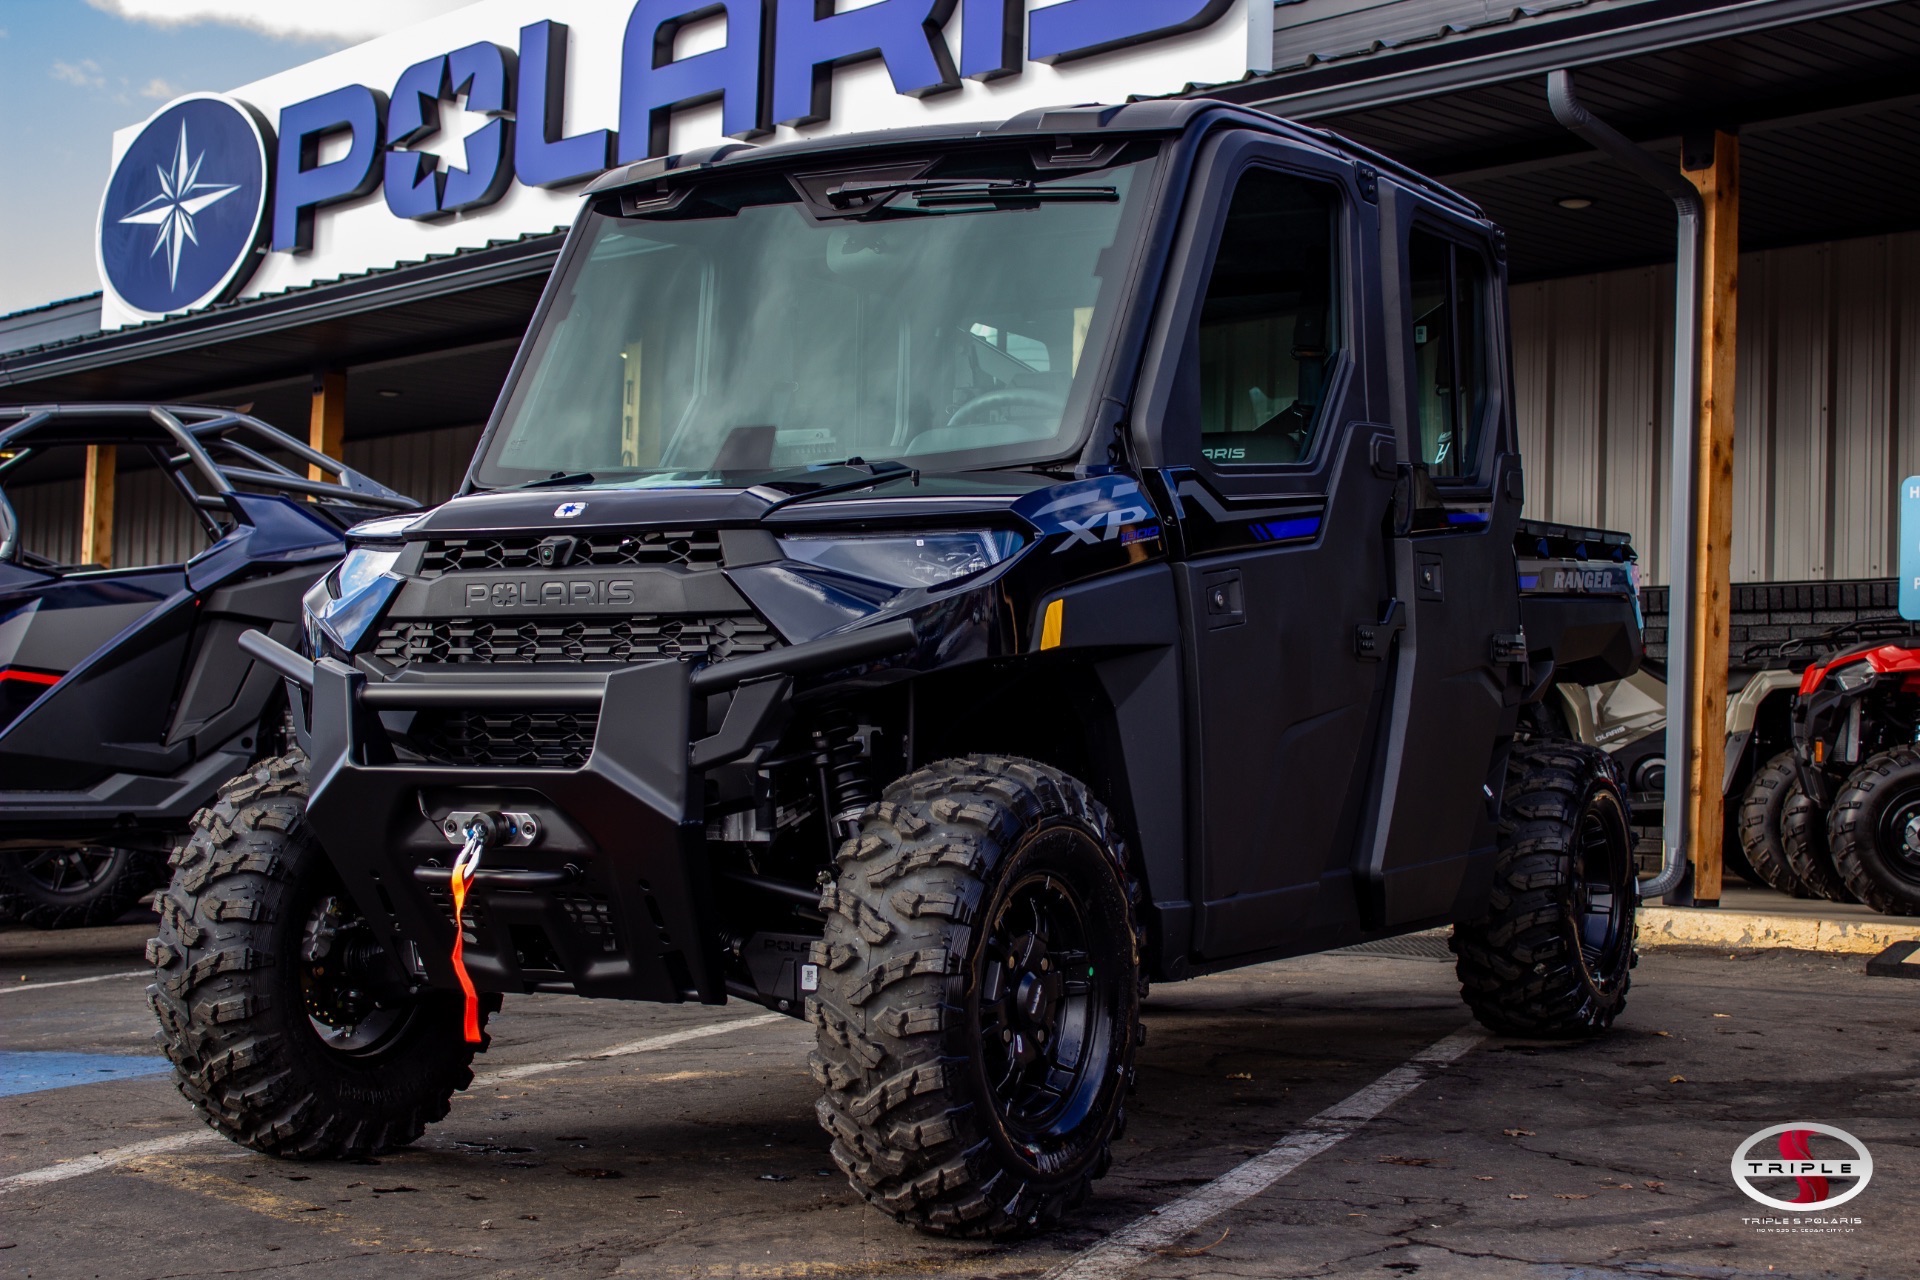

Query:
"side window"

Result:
[[1196, 168, 1342, 467], [1407, 229, 1494, 479]]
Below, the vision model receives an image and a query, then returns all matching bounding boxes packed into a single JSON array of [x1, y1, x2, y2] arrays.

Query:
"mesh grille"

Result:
[[419, 530, 723, 577], [372, 614, 782, 666], [416, 709, 598, 768]]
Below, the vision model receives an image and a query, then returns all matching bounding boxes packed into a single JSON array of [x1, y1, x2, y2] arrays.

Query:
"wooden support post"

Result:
[[1681, 131, 1739, 906], [80, 445, 116, 568], [308, 370, 346, 482]]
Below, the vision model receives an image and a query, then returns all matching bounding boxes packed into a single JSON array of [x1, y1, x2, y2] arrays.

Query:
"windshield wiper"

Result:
[[757, 459, 919, 515], [515, 471, 596, 490], [826, 178, 1117, 211]]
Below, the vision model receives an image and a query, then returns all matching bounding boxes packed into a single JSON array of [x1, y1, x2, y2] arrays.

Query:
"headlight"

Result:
[[778, 531, 1023, 588], [304, 545, 405, 659], [325, 546, 402, 600], [1830, 661, 1877, 691]]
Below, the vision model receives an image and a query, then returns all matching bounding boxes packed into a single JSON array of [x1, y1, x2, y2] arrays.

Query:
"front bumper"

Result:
[[273, 620, 915, 1004], [305, 659, 721, 1002]]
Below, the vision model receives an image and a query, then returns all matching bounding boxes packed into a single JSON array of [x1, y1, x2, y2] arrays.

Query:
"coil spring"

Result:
[[815, 712, 873, 829]]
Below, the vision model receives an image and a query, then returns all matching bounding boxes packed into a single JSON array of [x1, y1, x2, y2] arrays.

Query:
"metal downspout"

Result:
[[1546, 69, 1699, 900]]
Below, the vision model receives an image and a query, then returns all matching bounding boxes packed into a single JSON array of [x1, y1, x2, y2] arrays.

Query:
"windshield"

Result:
[[473, 146, 1157, 488]]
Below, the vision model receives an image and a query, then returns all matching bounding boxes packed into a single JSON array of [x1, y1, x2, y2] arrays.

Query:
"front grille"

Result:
[[416, 709, 598, 768], [418, 530, 724, 577], [372, 614, 783, 666]]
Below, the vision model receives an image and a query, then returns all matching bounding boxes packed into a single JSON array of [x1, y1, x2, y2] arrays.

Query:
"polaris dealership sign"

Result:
[[97, 0, 1271, 328]]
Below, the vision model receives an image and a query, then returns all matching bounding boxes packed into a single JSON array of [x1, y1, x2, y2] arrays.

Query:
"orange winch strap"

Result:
[[449, 863, 483, 1044]]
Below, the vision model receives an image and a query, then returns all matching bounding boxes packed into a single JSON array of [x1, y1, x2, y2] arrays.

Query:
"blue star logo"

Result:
[[98, 95, 268, 318], [118, 121, 242, 290]]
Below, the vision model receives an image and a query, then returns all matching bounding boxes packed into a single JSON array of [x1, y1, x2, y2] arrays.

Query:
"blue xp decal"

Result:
[[554, 501, 588, 519], [98, 95, 270, 318]]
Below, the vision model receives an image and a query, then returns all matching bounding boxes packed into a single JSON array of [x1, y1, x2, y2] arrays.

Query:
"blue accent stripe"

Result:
[[1446, 511, 1491, 526], [0, 1051, 172, 1098], [1248, 516, 1321, 543]]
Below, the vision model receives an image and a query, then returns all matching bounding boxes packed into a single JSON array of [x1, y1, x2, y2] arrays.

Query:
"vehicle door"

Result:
[[1137, 132, 1400, 959], [1354, 184, 1526, 926]]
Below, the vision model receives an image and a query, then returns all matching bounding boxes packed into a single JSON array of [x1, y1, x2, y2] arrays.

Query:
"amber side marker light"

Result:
[[1039, 599, 1064, 650]]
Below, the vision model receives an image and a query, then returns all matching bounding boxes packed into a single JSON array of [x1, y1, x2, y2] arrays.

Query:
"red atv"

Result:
[[1787, 630, 1920, 914]]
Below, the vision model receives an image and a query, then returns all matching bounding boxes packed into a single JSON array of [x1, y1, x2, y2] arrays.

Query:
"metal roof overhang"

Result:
[[0, 233, 561, 402], [1227, 0, 1900, 122], [1215, 0, 1920, 280]]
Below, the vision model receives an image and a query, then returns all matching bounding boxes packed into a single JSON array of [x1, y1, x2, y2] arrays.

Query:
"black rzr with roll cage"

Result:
[[0, 403, 414, 927]]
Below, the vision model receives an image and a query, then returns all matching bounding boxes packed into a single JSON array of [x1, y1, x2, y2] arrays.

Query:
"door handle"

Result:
[[1201, 568, 1244, 630]]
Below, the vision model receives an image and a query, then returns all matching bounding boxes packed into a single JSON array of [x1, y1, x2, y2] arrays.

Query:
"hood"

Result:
[[410, 472, 1063, 537]]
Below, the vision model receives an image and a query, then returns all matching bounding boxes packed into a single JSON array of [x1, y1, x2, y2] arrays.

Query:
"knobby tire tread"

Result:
[[146, 752, 482, 1158], [808, 755, 1142, 1238]]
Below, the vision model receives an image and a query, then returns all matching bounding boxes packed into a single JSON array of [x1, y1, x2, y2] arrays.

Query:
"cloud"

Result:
[[138, 77, 180, 100], [83, 0, 483, 43], [51, 58, 107, 89]]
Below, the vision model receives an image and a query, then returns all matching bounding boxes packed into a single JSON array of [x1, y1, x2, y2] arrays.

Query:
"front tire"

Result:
[[1737, 752, 1819, 898], [147, 753, 484, 1157], [1453, 741, 1636, 1038], [809, 756, 1142, 1237], [1781, 783, 1857, 904], [1827, 746, 1920, 915]]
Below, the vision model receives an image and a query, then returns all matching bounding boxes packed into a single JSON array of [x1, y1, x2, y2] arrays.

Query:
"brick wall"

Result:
[[1639, 579, 1902, 670]]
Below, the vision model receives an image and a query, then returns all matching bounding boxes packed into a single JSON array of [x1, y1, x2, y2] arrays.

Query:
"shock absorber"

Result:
[[813, 710, 874, 841]]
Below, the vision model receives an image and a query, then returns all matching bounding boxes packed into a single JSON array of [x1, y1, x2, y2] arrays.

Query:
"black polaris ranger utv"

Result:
[[150, 101, 1645, 1236], [0, 405, 413, 926]]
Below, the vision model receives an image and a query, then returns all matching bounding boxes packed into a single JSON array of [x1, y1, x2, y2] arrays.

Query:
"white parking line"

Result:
[[0, 1009, 793, 1196], [476, 1012, 789, 1083], [0, 971, 148, 995], [1046, 1026, 1486, 1280], [0, 1132, 219, 1195]]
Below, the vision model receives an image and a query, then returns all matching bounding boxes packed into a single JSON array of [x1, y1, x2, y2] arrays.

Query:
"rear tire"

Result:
[[147, 752, 484, 1157], [1453, 741, 1636, 1038], [809, 756, 1142, 1237], [1827, 746, 1920, 916], [1736, 752, 1818, 898], [0, 846, 162, 928]]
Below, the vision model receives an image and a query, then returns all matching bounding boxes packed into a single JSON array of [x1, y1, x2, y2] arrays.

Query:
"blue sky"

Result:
[[0, 1, 476, 316]]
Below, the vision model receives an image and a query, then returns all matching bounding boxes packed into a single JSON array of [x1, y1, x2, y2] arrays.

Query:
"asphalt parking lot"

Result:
[[2, 927, 1914, 1280]]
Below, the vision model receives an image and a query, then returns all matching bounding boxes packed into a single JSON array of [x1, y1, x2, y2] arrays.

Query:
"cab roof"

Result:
[[583, 98, 1485, 224]]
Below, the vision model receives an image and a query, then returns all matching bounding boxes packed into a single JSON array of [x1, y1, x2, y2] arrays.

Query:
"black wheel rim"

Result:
[[297, 888, 413, 1057], [970, 829, 1121, 1168], [1568, 796, 1632, 991], [18, 847, 122, 898], [1875, 788, 1920, 885]]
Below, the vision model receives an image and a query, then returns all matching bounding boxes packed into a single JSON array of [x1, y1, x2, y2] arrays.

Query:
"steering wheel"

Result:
[[945, 386, 1068, 429]]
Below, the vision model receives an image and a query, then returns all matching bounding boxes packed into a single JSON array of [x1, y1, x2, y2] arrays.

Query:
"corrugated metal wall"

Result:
[[1511, 229, 1920, 585], [5, 423, 485, 569]]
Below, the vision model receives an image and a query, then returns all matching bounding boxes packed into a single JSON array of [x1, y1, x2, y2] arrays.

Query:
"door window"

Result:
[[1195, 168, 1342, 467], [1407, 230, 1494, 479]]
